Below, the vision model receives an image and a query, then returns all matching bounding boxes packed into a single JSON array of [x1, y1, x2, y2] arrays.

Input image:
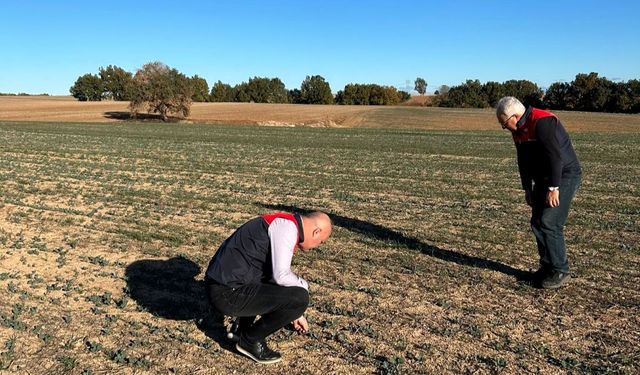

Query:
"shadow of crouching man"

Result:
[[124, 256, 234, 351], [258, 203, 531, 281]]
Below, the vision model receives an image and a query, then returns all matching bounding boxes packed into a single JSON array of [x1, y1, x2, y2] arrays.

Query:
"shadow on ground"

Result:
[[104, 111, 182, 122], [125, 256, 235, 351], [258, 203, 532, 281]]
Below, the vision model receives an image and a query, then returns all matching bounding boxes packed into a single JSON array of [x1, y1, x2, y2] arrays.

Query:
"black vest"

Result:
[[205, 213, 302, 287]]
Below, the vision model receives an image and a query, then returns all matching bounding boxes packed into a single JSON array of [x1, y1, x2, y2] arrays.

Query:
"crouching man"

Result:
[[205, 211, 332, 363]]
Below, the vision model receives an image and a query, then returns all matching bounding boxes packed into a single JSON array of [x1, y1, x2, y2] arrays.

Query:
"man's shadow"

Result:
[[259, 203, 531, 281], [124, 256, 235, 350]]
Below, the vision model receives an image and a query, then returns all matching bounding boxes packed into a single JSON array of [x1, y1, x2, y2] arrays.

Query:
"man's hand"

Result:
[[292, 316, 308, 334], [524, 190, 532, 206], [546, 190, 560, 207]]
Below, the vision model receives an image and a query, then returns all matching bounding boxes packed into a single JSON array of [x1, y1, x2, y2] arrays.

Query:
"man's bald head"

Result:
[[299, 211, 332, 251]]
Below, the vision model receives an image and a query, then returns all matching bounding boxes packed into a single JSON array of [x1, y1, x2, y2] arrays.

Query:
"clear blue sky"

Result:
[[1, 0, 638, 95]]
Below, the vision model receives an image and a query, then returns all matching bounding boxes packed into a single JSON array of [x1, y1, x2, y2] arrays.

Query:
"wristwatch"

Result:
[[548, 186, 559, 192]]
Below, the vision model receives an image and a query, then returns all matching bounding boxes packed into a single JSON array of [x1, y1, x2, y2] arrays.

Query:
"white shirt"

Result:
[[268, 218, 308, 290]]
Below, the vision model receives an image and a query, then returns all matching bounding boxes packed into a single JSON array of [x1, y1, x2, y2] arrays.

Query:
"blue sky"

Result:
[[1, 0, 638, 95]]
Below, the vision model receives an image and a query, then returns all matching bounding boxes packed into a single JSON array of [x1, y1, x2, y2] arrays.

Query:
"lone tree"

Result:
[[129, 62, 193, 121], [300, 75, 333, 104], [70, 73, 104, 101], [99, 65, 133, 101], [415, 77, 427, 95]]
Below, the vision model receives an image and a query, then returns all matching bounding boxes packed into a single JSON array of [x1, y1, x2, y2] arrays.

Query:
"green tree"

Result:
[[289, 88, 303, 104], [353, 84, 372, 105], [414, 77, 427, 95], [233, 82, 251, 102], [267, 78, 290, 103], [336, 83, 405, 105], [398, 90, 411, 102], [236, 77, 289, 103], [544, 82, 571, 110], [569, 72, 612, 112], [189, 75, 209, 102], [99, 65, 132, 101], [334, 90, 345, 105], [210, 81, 234, 102], [502, 80, 543, 107], [441, 86, 464, 107], [336, 84, 369, 105], [626, 79, 640, 113], [70, 73, 104, 101], [441, 80, 487, 108], [369, 85, 386, 105], [372, 85, 402, 105], [300, 75, 333, 104], [129, 61, 193, 121], [481, 81, 505, 107], [605, 82, 631, 112]]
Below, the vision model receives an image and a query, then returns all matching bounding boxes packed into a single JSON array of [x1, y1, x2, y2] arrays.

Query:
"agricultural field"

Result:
[[0, 111, 639, 374], [1, 95, 640, 132]]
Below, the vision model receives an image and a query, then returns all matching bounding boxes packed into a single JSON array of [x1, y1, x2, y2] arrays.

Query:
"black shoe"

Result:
[[541, 271, 571, 289], [236, 336, 282, 364], [227, 317, 240, 342], [531, 267, 552, 282]]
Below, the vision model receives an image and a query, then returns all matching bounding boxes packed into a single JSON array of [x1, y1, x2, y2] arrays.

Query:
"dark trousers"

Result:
[[206, 281, 309, 343], [531, 175, 581, 273]]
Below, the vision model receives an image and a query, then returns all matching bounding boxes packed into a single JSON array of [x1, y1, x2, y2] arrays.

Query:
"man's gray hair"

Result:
[[496, 96, 526, 117]]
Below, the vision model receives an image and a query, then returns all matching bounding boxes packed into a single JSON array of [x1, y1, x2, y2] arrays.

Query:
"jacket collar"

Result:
[[294, 213, 305, 243], [516, 106, 533, 129]]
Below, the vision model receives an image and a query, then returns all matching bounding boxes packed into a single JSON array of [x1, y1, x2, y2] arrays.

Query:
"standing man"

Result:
[[496, 97, 582, 289], [205, 211, 332, 364]]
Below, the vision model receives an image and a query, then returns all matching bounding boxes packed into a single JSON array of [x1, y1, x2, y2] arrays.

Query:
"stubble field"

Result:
[[0, 100, 639, 374]]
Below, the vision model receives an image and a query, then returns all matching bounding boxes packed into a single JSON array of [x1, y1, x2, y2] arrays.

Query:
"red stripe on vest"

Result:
[[262, 212, 300, 253], [513, 108, 557, 143]]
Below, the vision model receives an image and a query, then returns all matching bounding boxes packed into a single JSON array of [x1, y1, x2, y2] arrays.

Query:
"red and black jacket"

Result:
[[513, 107, 581, 190]]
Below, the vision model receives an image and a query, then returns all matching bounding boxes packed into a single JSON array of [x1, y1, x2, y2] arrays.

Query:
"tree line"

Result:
[[70, 63, 640, 121], [434, 73, 640, 113], [69, 62, 410, 111]]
